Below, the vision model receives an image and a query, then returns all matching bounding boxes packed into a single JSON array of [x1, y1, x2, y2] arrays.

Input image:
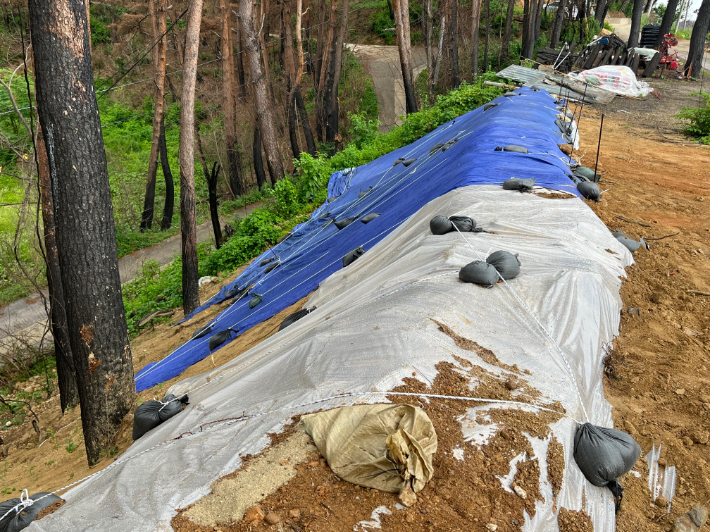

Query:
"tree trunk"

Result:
[[159, 118, 174, 231], [423, 0, 434, 104], [36, 125, 79, 413], [471, 0, 482, 77], [140, 0, 168, 231], [551, 0, 565, 48], [221, 0, 243, 198], [316, 0, 338, 143], [253, 124, 268, 187], [295, 0, 317, 155], [326, 0, 349, 146], [240, 0, 285, 180], [534, 0, 543, 43], [234, 22, 246, 97], [683, 0, 710, 78], [502, 0, 516, 57], [451, 0, 459, 87], [180, 0, 203, 316], [169, 6, 185, 63], [315, 0, 326, 86], [483, 0, 490, 71], [288, 90, 300, 158], [195, 125, 223, 248], [628, 0, 644, 47], [393, 0, 418, 113], [257, 0, 274, 103], [283, 0, 300, 158], [595, 0, 608, 24], [29, 0, 135, 465], [654, 0, 679, 47], [433, 13, 445, 85]]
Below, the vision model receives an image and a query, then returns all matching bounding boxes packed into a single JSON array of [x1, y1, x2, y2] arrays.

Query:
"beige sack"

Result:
[[301, 404, 437, 495]]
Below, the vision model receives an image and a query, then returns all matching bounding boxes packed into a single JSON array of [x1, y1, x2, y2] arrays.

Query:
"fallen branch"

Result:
[[645, 232, 680, 241], [484, 81, 521, 89], [687, 290, 710, 296], [136, 309, 174, 327], [615, 214, 651, 227]]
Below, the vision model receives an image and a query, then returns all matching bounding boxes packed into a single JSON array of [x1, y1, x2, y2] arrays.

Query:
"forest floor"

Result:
[[0, 76, 708, 531]]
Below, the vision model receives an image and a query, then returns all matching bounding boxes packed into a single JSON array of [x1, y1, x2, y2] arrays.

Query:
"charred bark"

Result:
[[221, 0, 243, 198], [471, 0, 482, 77], [326, 0, 349, 146], [393, 0, 418, 113], [423, 0, 434, 103], [502, 0, 516, 58], [253, 123, 268, 188], [159, 118, 174, 231], [451, 0, 459, 87]]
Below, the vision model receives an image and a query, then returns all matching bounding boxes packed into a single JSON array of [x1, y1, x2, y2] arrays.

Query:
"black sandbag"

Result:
[[483, 102, 499, 111], [494, 146, 503, 151], [578, 181, 601, 201], [249, 293, 263, 309], [360, 213, 380, 224], [503, 177, 535, 192], [0, 492, 63, 532], [264, 261, 280, 274], [319, 211, 331, 220], [334, 216, 357, 230], [573, 423, 641, 495], [132, 393, 189, 440], [343, 246, 366, 267], [504, 91, 519, 96], [430, 215, 453, 235], [613, 230, 647, 253], [574, 166, 601, 182], [429, 143, 444, 155], [327, 195, 339, 203], [402, 158, 417, 167], [441, 138, 459, 151], [208, 328, 235, 351], [224, 285, 247, 300], [449, 216, 477, 232], [358, 189, 371, 199], [278, 307, 316, 331], [191, 324, 213, 340], [486, 250, 521, 280], [260, 257, 275, 267], [555, 118, 573, 135], [392, 157, 405, 166], [459, 261, 499, 287], [502, 145, 528, 153]]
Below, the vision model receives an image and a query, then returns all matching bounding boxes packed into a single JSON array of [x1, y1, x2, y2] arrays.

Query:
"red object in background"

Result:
[[659, 34, 680, 71]]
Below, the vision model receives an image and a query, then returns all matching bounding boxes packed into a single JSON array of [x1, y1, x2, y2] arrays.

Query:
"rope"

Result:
[[5, 390, 575, 516], [450, 223, 590, 423]]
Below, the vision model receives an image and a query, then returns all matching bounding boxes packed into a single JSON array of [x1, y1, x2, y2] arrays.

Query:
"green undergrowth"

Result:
[[123, 76, 506, 336], [677, 92, 710, 144]]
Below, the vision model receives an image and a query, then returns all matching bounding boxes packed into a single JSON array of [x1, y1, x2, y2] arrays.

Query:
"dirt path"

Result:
[[348, 44, 429, 131], [0, 203, 261, 348]]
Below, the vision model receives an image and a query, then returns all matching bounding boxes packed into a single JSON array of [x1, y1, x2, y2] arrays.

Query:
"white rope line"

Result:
[[3, 389, 574, 519], [450, 223, 590, 423]]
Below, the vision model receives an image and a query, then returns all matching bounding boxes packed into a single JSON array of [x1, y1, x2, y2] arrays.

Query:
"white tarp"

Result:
[[571, 65, 653, 97], [29, 186, 632, 532]]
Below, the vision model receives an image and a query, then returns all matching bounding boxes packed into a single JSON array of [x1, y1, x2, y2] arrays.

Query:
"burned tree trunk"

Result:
[[29, 0, 135, 465], [471, 0, 482, 77], [36, 125, 79, 413], [423, 0, 434, 104], [159, 118, 174, 230], [502, 0, 516, 58], [295, 0, 317, 155], [393, 0, 418, 113], [179, 0, 204, 316], [195, 125, 223, 249], [683, 0, 710, 78], [221, 0, 244, 198], [550, 0, 566, 48], [253, 124, 268, 188], [534, 0, 543, 43], [326, 0, 350, 146], [451, 0, 459, 87], [484, 0, 490, 71], [239, 0, 285, 180], [283, 0, 301, 158], [140, 0, 168, 231], [317, 0, 338, 143], [235, 22, 247, 97]]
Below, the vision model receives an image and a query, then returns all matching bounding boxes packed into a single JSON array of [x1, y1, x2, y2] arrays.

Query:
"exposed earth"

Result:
[[0, 77, 708, 531]]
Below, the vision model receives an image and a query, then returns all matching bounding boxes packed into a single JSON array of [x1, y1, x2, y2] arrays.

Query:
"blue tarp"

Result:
[[135, 88, 578, 391]]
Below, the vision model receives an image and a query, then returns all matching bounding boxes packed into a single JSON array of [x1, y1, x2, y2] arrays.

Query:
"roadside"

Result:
[[0, 202, 262, 348]]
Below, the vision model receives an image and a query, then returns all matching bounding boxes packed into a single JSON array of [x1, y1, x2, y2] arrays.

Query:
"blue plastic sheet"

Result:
[[135, 88, 578, 391]]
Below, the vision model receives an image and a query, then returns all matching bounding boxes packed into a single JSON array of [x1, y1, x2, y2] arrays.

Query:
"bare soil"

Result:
[[0, 77, 708, 530]]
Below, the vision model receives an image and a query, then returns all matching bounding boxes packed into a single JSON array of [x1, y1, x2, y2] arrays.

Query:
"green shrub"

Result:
[[370, 7, 396, 44], [677, 92, 710, 144], [293, 153, 332, 202], [271, 179, 300, 217]]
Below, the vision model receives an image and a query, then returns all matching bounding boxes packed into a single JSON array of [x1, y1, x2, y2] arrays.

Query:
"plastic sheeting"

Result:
[[29, 186, 632, 532], [571, 65, 653, 97], [135, 88, 581, 392]]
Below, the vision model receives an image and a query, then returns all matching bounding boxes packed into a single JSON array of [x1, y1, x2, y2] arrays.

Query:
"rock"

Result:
[[244, 506, 265, 523], [264, 512, 281, 525], [24, 386, 33, 394], [674, 507, 708, 532], [505, 379, 518, 391], [406, 512, 415, 523], [690, 431, 709, 445], [398, 485, 418, 507], [676, 389, 686, 395], [655, 495, 670, 508], [288, 509, 301, 520], [513, 485, 527, 499], [5, 421, 11, 427], [486, 524, 498, 531]]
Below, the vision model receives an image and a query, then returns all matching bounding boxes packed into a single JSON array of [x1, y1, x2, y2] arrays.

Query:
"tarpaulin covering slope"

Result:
[[30, 187, 632, 532], [135, 88, 578, 391]]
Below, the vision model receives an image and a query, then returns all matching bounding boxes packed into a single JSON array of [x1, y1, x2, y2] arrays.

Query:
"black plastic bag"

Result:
[[132, 393, 189, 440], [334, 217, 357, 230], [402, 158, 417, 167], [486, 251, 520, 280], [573, 423, 641, 510], [264, 261, 280, 274], [483, 102, 499, 111], [191, 324, 213, 340], [503, 177, 535, 192], [429, 143, 444, 155], [504, 91, 519, 97], [578, 181, 601, 201], [430, 215, 453, 235], [224, 285, 248, 300], [449, 216, 477, 232], [260, 257, 275, 267], [459, 261, 499, 287], [0, 492, 63, 532], [279, 307, 316, 331], [503, 145, 528, 153], [360, 213, 380, 224], [392, 157, 405, 166], [343, 246, 366, 267], [209, 328, 236, 351], [249, 293, 263, 309]]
